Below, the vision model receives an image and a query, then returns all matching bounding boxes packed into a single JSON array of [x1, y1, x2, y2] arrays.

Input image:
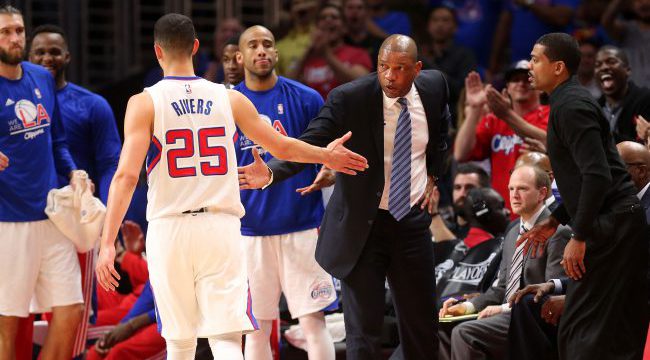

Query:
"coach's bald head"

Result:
[[377, 35, 421, 98]]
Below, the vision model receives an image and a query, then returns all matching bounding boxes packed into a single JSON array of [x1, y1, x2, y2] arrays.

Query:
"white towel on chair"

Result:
[[45, 171, 105, 253]]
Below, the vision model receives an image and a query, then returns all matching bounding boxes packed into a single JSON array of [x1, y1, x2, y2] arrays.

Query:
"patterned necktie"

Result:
[[388, 97, 412, 221], [505, 223, 529, 303]]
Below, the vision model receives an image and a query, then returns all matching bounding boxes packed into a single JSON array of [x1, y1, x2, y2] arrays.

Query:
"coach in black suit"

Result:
[[239, 35, 450, 359]]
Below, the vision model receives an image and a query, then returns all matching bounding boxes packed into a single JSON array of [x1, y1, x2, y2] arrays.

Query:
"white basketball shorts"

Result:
[[0, 220, 83, 317], [243, 228, 338, 320], [146, 212, 258, 340]]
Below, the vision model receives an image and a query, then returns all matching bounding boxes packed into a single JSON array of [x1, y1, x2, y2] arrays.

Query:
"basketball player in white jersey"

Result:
[[95, 14, 367, 360]]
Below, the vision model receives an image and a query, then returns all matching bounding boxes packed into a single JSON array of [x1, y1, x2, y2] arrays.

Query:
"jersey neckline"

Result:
[[163, 76, 202, 81]]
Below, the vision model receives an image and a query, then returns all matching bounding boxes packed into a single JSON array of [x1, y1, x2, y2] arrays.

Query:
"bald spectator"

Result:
[[276, 0, 318, 77], [602, 0, 650, 87], [292, 3, 372, 99], [617, 141, 650, 217], [595, 46, 650, 143], [204, 18, 243, 83]]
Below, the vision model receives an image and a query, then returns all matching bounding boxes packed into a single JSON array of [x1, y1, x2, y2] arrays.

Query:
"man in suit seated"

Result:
[[438, 164, 570, 360], [507, 141, 650, 360]]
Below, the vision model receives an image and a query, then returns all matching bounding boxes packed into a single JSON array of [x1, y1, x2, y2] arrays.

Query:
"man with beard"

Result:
[[234, 25, 337, 360], [291, 3, 372, 99], [521, 32, 648, 359], [594, 45, 650, 143], [28, 23, 122, 358], [429, 163, 490, 242], [0, 5, 84, 359], [455, 61, 549, 214]]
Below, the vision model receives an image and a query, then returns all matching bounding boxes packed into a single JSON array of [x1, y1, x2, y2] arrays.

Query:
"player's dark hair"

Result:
[[224, 34, 241, 48], [0, 4, 21, 15], [456, 163, 490, 188], [154, 13, 196, 56], [535, 32, 581, 76], [31, 24, 66, 42]]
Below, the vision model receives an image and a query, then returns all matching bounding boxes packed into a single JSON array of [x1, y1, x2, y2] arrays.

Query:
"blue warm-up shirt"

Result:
[[56, 83, 121, 203], [234, 77, 325, 236], [0, 62, 76, 222]]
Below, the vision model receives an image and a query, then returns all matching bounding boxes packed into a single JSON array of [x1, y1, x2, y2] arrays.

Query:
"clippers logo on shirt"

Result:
[[491, 134, 523, 155], [6, 99, 51, 140]]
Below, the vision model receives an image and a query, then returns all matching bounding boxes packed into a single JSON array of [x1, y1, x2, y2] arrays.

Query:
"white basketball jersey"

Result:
[[144, 77, 245, 221]]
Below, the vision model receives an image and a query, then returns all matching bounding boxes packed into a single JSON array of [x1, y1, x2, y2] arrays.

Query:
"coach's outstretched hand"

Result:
[[324, 131, 368, 175], [238, 148, 271, 190], [96, 244, 121, 292]]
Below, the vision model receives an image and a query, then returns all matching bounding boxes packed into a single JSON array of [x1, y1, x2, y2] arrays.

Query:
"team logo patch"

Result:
[[35, 88, 42, 99], [310, 278, 334, 300], [8, 99, 51, 138], [277, 103, 284, 115], [185, 84, 192, 94]]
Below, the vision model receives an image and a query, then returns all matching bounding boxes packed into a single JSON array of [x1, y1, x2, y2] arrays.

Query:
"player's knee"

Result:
[[298, 312, 326, 333], [53, 303, 84, 327], [166, 338, 197, 360], [0, 316, 20, 339]]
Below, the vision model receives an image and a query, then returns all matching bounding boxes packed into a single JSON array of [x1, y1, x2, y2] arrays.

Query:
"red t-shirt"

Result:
[[302, 44, 373, 99], [466, 105, 550, 213]]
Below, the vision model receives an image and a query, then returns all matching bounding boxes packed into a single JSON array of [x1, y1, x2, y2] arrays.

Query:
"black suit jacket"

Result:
[[641, 187, 650, 223], [267, 70, 451, 278]]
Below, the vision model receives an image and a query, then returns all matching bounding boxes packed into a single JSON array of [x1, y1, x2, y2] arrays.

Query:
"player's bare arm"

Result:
[[227, 90, 368, 174], [96, 92, 153, 291]]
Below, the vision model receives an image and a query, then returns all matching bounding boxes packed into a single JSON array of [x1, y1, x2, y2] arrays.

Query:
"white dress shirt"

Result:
[[379, 84, 429, 211]]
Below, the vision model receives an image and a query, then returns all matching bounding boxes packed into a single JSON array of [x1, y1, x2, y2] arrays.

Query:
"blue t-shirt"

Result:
[[508, 0, 579, 62], [57, 83, 121, 203], [234, 77, 325, 236], [121, 280, 156, 324], [432, 0, 504, 68], [373, 11, 412, 36], [0, 62, 76, 222]]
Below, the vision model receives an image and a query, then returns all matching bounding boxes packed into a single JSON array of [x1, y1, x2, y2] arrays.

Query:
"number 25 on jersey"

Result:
[[166, 126, 228, 177]]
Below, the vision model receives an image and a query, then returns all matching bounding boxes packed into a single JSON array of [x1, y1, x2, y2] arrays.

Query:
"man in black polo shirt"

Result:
[[522, 32, 648, 360]]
